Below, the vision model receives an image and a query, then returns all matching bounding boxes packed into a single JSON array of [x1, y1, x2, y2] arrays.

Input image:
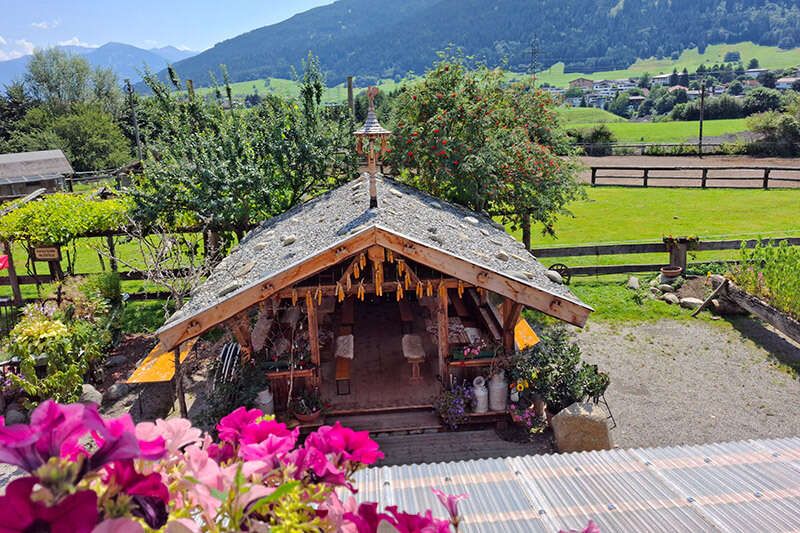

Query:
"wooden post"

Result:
[[174, 345, 188, 418], [502, 300, 523, 354], [668, 240, 689, 271], [698, 83, 706, 158], [590, 167, 597, 186], [437, 289, 449, 383], [347, 76, 355, 116], [106, 235, 118, 272], [125, 79, 143, 162], [521, 212, 531, 251], [642, 168, 649, 187], [701, 168, 708, 189], [763, 168, 770, 190], [3, 240, 22, 306], [306, 293, 320, 386]]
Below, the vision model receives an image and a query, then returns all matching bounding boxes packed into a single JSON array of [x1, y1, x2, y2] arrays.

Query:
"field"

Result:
[[531, 41, 800, 87], [567, 118, 750, 143], [193, 75, 408, 102], [556, 107, 625, 125]]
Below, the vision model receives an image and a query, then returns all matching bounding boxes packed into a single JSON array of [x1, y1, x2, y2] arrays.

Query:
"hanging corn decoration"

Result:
[[477, 287, 486, 298], [416, 281, 423, 299], [353, 261, 360, 279], [359, 253, 366, 269], [457, 280, 464, 298], [345, 273, 352, 291], [357, 280, 365, 301], [336, 282, 345, 302], [305, 290, 313, 309], [438, 281, 447, 299], [404, 271, 411, 290], [291, 288, 298, 306], [426, 280, 433, 297], [397, 260, 405, 276], [315, 286, 322, 305], [396, 281, 404, 301], [387, 249, 394, 263]]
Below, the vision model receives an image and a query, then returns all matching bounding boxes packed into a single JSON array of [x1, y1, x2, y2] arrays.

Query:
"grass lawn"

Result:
[[556, 107, 626, 125], [567, 118, 749, 143]]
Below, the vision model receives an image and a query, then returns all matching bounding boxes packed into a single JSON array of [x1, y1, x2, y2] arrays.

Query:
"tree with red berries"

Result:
[[386, 57, 582, 247]]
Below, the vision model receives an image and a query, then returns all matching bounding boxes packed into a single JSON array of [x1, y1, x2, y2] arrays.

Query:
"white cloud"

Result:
[[0, 39, 35, 61], [31, 19, 60, 30], [0, 36, 6, 46], [175, 45, 194, 51], [57, 36, 99, 48]]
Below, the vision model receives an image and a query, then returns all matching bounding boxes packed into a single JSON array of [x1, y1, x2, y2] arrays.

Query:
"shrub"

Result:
[[570, 125, 616, 156], [731, 240, 800, 320]]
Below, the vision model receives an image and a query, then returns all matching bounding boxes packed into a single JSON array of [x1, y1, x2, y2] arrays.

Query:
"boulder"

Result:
[[4, 405, 26, 425], [662, 293, 680, 305], [649, 278, 659, 287], [105, 355, 128, 368], [130, 382, 175, 422], [626, 276, 640, 290], [80, 383, 103, 405], [545, 270, 563, 284], [104, 382, 130, 402], [551, 402, 613, 453], [680, 297, 704, 310], [658, 284, 675, 293], [650, 287, 663, 297]]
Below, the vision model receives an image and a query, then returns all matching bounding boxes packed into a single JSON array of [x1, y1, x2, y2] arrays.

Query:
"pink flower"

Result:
[[560, 520, 601, 533], [90, 414, 151, 470], [216, 407, 263, 444], [285, 446, 347, 487], [0, 477, 98, 533], [92, 518, 145, 533], [344, 503, 450, 533], [304, 422, 384, 466], [135, 418, 201, 455], [104, 460, 169, 529], [432, 488, 467, 526], [238, 419, 298, 462]]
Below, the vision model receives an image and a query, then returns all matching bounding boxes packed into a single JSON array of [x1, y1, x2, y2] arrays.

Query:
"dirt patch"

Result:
[[676, 276, 709, 300], [575, 318, 800, 448], [98, 334, 156, 392]]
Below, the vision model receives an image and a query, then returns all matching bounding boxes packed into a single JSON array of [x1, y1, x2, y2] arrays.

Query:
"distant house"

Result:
[[667, 85, 688, 93], [651, 74, 672, 86], [745, 68, 768, 79], [627, 95, 646, 109], [568, 77, 594, 90], [775, 77, 800, 90], [0, 149, 73, 200]]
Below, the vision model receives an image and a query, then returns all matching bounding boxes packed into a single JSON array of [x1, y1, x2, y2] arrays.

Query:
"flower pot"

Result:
[[660, 266, 683, 279], [295, 410, 322, 423]]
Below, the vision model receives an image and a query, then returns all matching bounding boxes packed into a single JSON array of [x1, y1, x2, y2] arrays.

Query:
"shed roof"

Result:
[[349, 437, 800, 532], [156, 175, 591, 348], [0, 150, 73, 180]]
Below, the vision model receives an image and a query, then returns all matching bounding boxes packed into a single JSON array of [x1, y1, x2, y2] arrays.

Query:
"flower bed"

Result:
[[731, 239, 800, 320], [0, 401, 466, 532]]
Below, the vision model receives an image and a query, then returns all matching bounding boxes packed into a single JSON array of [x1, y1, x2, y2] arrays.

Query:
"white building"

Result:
[[776, 77, 800, 91]]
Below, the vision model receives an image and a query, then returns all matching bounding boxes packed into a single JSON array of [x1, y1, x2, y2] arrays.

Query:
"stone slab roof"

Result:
[[0, 150, 73, 180], [159, 175, 589, 334]]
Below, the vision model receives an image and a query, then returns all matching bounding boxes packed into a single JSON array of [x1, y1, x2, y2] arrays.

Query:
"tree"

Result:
[[50, 104, 130, 171], [607, 92, 631, 118], [638, 73, 651, 88], [386, 58, 582, 240], [724, 51, 741, 63], [669, 68, 679, 86], [748, 58, 760, 69], [728, 80, 744, 96], [678, 68, 690, 86], [758, 71, 777, 89], [0, 82, 34, 142], [743, 87, 783, 115]]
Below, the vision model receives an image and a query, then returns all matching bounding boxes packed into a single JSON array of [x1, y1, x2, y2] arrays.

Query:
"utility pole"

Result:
[[347, 76, 355, 117], [125, 79, 143, 162], [698, 81, 706, 158]]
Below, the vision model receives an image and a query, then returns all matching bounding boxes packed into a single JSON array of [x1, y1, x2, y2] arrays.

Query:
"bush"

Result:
[[570, 124, 616, 156], [731, 240, 800, 320]]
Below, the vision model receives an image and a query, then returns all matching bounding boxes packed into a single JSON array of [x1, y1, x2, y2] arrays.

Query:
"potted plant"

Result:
[[289, 388, 324, 423], [433, 381, 476, 430]]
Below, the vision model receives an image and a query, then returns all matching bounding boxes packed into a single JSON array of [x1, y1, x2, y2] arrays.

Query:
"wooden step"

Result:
[[327, 409, 443, 434]]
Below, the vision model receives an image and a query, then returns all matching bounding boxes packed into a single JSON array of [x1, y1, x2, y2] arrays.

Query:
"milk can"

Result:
[[488, 370, 508, 412], [255, 387, 274, 415], [472, 376, 489, 413]]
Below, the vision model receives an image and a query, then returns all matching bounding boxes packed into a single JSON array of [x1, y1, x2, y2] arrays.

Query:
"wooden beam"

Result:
[[722, 281, 800, 344], [374, 228, 592, 327], [277, 278, 471, 299], [306, 293, 320, 386], [502, 300, 523, 354], [3, 240, 22, 306], [437, 288, 449, 383], [226, 311, 253, 364], [157, 229, 377, 351], [174, 344, 187, 417]]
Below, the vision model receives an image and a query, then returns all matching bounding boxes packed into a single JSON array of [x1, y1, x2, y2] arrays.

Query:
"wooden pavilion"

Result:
[[153, 172, 592, 415]]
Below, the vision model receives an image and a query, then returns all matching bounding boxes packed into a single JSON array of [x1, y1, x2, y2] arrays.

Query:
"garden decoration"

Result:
[[0, 400, 466, 532], [289, 387, 324, 423]]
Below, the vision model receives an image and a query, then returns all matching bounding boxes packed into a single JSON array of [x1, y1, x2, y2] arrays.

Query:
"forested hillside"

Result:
[[161, 0, 800, 86]]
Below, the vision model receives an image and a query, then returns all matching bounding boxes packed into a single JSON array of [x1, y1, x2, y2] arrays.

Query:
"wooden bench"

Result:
[[398, 299, 414, 333], [402, 334, 425, 384], [334, 334, 354, 395]]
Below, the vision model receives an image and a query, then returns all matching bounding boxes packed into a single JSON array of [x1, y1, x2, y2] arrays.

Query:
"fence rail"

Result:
[[589, 165, 800, 189]]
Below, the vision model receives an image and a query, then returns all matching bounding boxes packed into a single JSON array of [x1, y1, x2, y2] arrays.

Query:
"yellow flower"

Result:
[[516, 383, 524, 392]]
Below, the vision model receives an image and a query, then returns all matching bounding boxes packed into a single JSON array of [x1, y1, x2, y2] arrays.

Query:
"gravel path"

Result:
[[576, 318, 800, 448]]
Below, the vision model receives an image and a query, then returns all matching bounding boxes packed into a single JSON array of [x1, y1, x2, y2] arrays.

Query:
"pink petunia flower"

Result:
[[0, 476, 98, 533], [216, 406, 264, 445], [135, 418, 202, 455], [305, 422, 384, 466], [432, 488, 467, 527]]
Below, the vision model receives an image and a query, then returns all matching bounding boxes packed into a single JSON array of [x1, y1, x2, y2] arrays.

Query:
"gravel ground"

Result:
[[576, 317, 800, 448]]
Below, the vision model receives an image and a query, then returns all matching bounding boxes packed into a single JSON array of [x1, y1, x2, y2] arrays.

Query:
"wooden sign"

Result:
[[32, 246, 61, 262]]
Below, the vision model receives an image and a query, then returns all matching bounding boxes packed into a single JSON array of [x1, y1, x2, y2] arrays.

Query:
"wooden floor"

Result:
[[370, 429, 553, 466], [320, 297, 440, 411]]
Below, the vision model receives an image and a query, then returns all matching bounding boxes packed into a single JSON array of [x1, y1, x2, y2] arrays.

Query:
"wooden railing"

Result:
[[589, 165, 800, 189]]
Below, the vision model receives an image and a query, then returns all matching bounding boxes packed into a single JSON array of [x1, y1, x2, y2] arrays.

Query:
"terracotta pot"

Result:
[[660, 266, 683, 279], [295, 410, 322, 423]]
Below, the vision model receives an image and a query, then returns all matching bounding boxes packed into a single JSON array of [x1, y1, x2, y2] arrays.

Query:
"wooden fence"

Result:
[[532, 237, 800, 277], [589, 165, 800, 189]]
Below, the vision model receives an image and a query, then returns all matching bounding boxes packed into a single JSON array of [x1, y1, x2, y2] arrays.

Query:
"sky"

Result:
[[0, 0, 334, 61]]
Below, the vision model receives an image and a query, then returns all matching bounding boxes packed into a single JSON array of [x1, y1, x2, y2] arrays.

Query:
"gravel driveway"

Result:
[[576, 318, 800, 448]]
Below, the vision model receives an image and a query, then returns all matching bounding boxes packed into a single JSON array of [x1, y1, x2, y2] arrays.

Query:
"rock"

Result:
[[658, 284, 675, 293], [495, 251, 509, 261], [551, 402, 613, 453], [545, 270, 563, 284], [280, 234, 296, 246], [650, 287, 662, 296], [105, 355, 128, 368], [626, 276, 640, 290], [80, 384, 103, 405], [104, 382, 130, 402], [680, 297, 704, 309], [4, 404, 26, 425], [649, 278, 659, 287], [662, 293, 680, 305], [463, 216, 479, 225], [130, 382, 175, 422]]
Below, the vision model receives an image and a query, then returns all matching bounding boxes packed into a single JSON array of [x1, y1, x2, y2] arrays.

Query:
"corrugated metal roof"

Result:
[[348, 437, 800, 532], [0, 150, 73, 179]]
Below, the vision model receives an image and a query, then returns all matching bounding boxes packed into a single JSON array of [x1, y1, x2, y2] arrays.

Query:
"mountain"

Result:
[[158, 0, 800, 88], [0, 42, 197, 87]]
